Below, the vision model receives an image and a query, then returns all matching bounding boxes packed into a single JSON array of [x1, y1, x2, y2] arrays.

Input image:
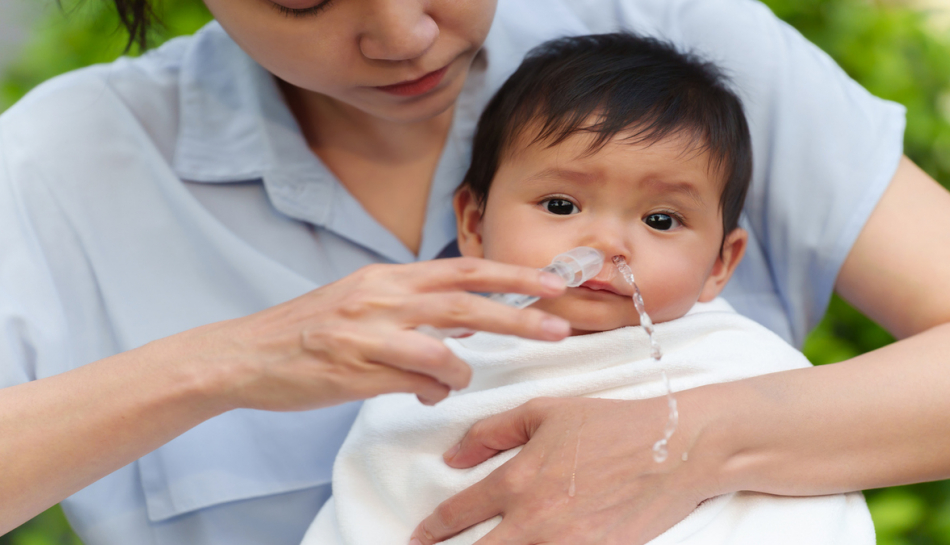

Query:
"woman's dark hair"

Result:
[[461, 33, 752, 239], [110, 0, 158, 51]]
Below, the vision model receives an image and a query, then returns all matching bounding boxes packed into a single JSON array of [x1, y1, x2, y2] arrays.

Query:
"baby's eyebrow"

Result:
[[642, 179, 705, 207], [523, 168, 707, 207], [523, 167, 598, 185]]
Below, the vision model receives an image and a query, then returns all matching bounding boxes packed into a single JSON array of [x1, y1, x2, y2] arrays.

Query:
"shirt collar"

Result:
[[173, 22, 336, 226], [173, 23, 302, 183]]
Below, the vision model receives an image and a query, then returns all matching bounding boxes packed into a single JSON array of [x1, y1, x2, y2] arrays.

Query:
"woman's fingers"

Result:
[[364, 330, 473, 391], [411, 397, 709, 545], [411, 400, 559, 544], [409, 293, 571, 341], [361, 365, 452, 406], [226, 257, 573, 412], [300, 324, 468, 396], [401, 257, 567, 297], [409, 472, 505, 545], [443, 398, 552, 468], [473, 520, 545, 545]]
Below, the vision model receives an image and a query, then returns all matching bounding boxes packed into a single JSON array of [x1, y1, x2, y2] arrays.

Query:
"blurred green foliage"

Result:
[[0, 0, 212, 111], [3, 0, 950, 543], [0, 506, 81, 545]]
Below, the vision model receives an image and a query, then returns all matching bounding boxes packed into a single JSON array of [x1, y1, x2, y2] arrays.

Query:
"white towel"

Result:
[[302, 299, 875, 545]]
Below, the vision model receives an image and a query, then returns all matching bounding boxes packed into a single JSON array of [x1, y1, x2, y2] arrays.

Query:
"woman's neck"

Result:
[[281, 82, 455, 255]]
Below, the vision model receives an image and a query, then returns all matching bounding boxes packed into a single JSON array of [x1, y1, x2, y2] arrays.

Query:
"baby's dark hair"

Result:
[[461, 33, 752, 239]]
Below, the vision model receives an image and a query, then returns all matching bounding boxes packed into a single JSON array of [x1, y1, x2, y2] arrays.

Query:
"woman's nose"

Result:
[[359, 0, 440, 62]]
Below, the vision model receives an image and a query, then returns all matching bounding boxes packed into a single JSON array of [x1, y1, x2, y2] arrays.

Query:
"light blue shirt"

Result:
[[0, 0, 905, 543]]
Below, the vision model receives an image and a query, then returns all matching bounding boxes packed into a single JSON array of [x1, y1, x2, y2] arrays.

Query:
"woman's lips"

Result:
[[376, 66, 449, 96]]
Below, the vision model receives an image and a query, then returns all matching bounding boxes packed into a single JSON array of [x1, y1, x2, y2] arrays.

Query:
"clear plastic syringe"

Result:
[[418, 246, 605, 339]]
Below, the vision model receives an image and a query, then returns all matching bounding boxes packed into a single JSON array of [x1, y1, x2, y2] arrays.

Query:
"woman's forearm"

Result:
[[0, 258, 570, 533], [0, 337, 230, 533], [700, 321, 950, 498]]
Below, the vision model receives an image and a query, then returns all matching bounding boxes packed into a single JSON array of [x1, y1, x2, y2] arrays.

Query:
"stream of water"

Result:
[[612, 256, 679, 463]]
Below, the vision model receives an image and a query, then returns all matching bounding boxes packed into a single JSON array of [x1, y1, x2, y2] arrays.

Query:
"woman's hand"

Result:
[[409, 394, 724, 545], [170, 257, 571, 411]]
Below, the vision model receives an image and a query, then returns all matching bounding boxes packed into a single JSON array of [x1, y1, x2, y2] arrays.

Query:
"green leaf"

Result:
[[868, 488, 928, 537]]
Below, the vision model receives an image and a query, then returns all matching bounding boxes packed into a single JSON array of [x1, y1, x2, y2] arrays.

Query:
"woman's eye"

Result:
[[543, 199, 579, 215], [644, 213, 681, 231], [270, 0, 334, 17]]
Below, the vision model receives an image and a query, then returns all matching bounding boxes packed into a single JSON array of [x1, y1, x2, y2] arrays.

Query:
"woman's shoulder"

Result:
[[0, 23, 251, 200], [5, 34, 191, 123], [0, 22, 251, 166], [0, 35, 194, 170]]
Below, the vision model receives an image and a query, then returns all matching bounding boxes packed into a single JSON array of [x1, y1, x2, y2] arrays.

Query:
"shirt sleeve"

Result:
[[566, 0, 906, 344], [0, 123, 72, 388]]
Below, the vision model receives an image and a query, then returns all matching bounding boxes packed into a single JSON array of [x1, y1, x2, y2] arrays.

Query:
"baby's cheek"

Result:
[[481, 241, 553, 270], [641, 272, 708, 321]]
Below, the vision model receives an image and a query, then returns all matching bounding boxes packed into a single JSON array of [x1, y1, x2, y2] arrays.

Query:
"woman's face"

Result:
[[203, 0, 498, 123]]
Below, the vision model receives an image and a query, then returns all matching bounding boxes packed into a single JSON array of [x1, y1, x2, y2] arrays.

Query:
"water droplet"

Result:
[[653, 439, 669, 463], [569, 421, 584, 498]]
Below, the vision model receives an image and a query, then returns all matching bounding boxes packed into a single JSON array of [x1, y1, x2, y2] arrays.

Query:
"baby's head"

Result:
[[455, 33, 752, 333]]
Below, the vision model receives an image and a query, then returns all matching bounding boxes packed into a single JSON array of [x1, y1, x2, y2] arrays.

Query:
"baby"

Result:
[[302, 34, 874, 545]]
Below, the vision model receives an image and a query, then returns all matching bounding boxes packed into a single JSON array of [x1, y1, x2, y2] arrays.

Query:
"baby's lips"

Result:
[[579, 278, 630, 296]]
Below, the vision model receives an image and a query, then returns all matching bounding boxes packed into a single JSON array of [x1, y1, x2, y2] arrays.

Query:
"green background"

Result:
[[2, 0, 950, 543]]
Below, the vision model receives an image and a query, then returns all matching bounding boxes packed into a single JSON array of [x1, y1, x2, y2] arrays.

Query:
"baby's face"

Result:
[[456, 131, 746, 333]]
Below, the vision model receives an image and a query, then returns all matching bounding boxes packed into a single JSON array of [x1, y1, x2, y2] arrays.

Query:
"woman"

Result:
[[1, 0, 948, 544]]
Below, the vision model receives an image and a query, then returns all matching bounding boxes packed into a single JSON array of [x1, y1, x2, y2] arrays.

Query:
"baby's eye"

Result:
[[644, 213, 681, 231], [542, 198, 579, 215]]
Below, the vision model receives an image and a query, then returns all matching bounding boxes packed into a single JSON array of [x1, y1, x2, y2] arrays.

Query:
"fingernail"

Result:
[[542, 317, 571, 338], [540, 272, 565, 291], [444, 442, 461, 460], [409, 539, 423, 545]]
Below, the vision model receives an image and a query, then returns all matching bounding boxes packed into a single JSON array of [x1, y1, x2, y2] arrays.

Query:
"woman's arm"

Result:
[[718, 156, 950, 494], [0, 258, 570, 534], [410, 156, 950, 544]]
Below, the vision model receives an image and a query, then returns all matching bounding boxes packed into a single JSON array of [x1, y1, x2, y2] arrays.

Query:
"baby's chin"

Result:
[[533, 294, 696, 336], [569, 317, 638, 336]]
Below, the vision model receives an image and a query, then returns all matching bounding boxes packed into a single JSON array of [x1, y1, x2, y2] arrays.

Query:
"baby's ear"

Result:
[[453, 187, 485, 258], [698, 228, 748, 302]]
